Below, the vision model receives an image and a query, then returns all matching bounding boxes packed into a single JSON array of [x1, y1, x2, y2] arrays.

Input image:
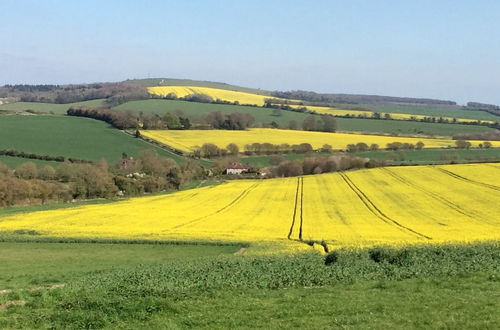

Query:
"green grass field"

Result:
[[115, 99, 310, 127], [0, 242, 237, 290], [366, 104, 499, 121], [335, 117, 493, 136], [0, 99, 105, 115], [116, 99, 494, 136], [241, 148, 500, 167], [0, 242, 498, 329], [0, 115, 184, 163], [356, 148, 500, 165]]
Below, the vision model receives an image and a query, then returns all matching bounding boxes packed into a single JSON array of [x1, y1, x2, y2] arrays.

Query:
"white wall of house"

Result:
[[226, 168, 247, 175]]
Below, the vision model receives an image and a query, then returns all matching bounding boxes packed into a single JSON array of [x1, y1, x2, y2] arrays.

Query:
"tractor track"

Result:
[[381, 168, 481, 220], [287, 177, 304, 240], [299, 177, 304, 240], [171, 182, 261, 230], [339, 172, 431, 240], [434, 167, 500, 192], [287, 177, 301, 239]]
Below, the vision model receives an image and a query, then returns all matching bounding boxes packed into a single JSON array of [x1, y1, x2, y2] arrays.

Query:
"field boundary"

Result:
[[0, 234, 249, 247]]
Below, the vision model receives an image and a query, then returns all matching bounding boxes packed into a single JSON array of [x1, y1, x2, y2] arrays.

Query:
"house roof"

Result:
[[226, 162, 251, 170]]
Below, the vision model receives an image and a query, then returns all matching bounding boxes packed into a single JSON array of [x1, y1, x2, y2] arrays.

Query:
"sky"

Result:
[[1, 0, 499, 105]]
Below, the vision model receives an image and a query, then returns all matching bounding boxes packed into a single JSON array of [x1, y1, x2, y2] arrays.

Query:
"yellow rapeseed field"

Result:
[[148, 86, 495, 124], [296, 105, 496, 124], [140, 128, 500, 152], [148, 86, 272, 106], [0, 164, 498, 250]]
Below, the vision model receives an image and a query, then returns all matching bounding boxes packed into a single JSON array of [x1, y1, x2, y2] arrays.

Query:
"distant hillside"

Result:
[[2, 77, 498, 112], [126, 78, 272, 96], [271, 90, 458, 107]]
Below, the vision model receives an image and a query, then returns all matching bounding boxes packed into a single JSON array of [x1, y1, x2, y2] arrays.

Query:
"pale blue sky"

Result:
[[1, 0, 499, 105]]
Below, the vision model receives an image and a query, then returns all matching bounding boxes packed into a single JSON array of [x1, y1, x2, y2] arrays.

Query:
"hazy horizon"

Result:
[[1, 0, 499, 105]]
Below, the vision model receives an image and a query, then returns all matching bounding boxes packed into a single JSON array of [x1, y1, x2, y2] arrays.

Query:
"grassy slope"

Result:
[[0, 115, 183, 163], [0, 99, 105, 115], [367, 104, 499, 121], [242, 148, 500, 167], [335, 117, 492, 136], [117, 99, 493, 136], [116, 99, 310, 127], [0, 242, 237, 289]]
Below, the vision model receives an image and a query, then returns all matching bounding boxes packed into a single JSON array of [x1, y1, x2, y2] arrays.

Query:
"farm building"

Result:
[[224, 162, 251, 175]]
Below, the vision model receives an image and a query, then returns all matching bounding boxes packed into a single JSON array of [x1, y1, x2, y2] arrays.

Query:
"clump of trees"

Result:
[[385, 141, 424, 151], [346, 141, 425, 152], [203, 112, 255, 130], [0, 149, 92, 164], [455, 140, 472, 149], [301, 115, 338, 132], [0, 150, 205, 207], [243, 143, 314, 155], [269, 155, 380, 178], [192, 142, 316, 158]]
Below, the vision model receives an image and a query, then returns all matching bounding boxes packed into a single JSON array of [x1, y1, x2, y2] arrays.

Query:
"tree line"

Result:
[[0, 150, 204, 207], [453, 130, 500, 141], [193, 142, 317, 158], [268, 155, 380, 178], [0, 83, 149, 105], [0, 149, 92, 164]]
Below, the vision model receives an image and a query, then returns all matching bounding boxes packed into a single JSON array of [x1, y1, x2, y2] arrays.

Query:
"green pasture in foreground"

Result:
[[0, 242, 498, 329], [0, 99, 105, 115], [0, 115, 184, 163], [0, 242, 237, 290], [116, 99, 493, 136]]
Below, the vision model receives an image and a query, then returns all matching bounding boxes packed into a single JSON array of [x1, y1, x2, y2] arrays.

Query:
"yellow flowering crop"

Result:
[[0, 164, 498, 250], [148, 86, 272, 106], [140, 128, 500, 152], [295, 105, 496, 124]]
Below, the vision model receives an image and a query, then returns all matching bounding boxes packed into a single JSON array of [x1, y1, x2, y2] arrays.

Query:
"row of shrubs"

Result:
[[0, 149, 92, 163]]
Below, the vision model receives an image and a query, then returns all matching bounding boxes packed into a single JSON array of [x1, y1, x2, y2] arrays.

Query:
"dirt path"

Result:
[[234, 247, 247, 255], [0, 300, 26, 310]]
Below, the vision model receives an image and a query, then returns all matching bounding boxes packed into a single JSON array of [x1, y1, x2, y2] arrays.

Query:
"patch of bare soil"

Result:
[[0, 300, 26, 310], [234, 247, 247, 255]]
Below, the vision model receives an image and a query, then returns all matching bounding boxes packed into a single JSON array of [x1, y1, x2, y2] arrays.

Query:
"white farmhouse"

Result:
[[224, 162, 251, 175]]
